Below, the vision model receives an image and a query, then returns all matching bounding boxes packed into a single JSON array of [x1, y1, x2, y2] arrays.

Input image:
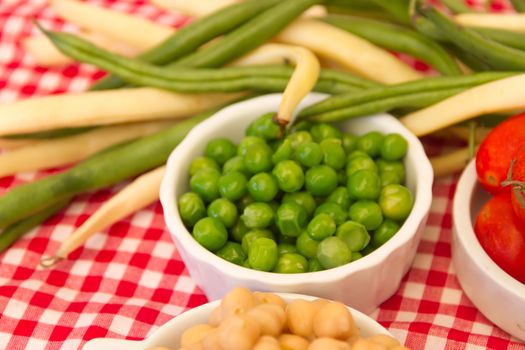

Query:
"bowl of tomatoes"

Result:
[[452, 114, 525, 341]]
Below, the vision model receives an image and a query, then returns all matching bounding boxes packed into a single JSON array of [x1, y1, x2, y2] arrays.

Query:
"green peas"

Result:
[[294, 141, 323, 167], [293, 120, 314, 132], [314, 202, 347, 225], [205, 138, 237, 165], [357, 131, 384, 158], [246, 112, 281, 141], [237, 194, 254, 212], [347, 150, 369, 160], [248, 237, 278, 272], [342, 134, 358, 153], [380, 171, 403, 187], [376, 159, 405, 184], [307, 213, 336, 241], [310, 123, 342, 142], [222, 156, 248, 175], [378, 184, 414, 221], [218, 171, 247, 201], [272, 138, 292, 164], [189, 156, 220, 176], [190, 169, 221, 202], [296, 231, 319, 259], [274, 253, 308, 273], [216, 241, 246, 265], [336, 221, 370, 252], [351, 252, 363, 261], [288, 131, 313, 149], [243, 142, 273, 174], [381, 133, 408, 161], [230, 219, 249, 243], [207, 198, 238, 228], [337, 170, 347, 186], [247, 173, 279, 202], [346, 155, 377, 177], [241, 229, 274, 253], [178, 192, 206, 227], [241, 202, 274, 229], [320, 138, 346, 170], [326, 186, 352, 210], [347, 170, 381, 200], [237, 136, 265, 156], [317, 236, 351, 269], [272, 160, 305, 192], [278, 234, 296, 244], [308, 258, 324, 272], [276, 202, 307, 237], [278, 243, 297, 255], [282, 192, 317, 217], [349, 200, 383, 231], [305, 165, 338, 197], [372, 219, 400, 248], [193, 217, 228, 252]]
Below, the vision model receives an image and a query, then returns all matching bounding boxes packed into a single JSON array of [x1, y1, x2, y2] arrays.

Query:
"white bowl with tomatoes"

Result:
[[452, 115, 525, 341]]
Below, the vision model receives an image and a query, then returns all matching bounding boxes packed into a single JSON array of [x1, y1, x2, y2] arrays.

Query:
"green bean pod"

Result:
[[300, 72, 513, 117], [303, 88, 465, 123], [0, 112, 212, 228], [440, 0, 473, 14], [419, 5, 525, 70], [510, 0, 525, 12], [0, 199, 71, 253], [91, 0, 281, 90], [173, 0, 324, 68], [472, 27, 525, 51], [323, 15, 462, 75]]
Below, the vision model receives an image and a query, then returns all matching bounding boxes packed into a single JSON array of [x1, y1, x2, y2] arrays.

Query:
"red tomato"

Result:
[[474, 192, 525, 284], [476, 113, 525, 194], [508, 146, 525, 224]]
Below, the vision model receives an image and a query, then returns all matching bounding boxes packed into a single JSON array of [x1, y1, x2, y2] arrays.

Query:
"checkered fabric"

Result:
[[0, 1, 523, 349]]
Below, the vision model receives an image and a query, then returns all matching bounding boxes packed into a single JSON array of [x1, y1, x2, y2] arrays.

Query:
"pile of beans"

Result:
[[177, 113, 414, 273], [158, 287, 409, 350]]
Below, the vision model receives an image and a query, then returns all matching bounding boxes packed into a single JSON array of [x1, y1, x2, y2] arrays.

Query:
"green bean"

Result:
[[4, 127, 95, 140], [440, 0, 473, 14], [323, 15, 462, 75], [91, 0, 281, 90], [300, 72, 513, 118], [304, 88, 465, 123], [325, 0, 395, 21], [368, 0, 411, 25], [472, 28, 525, 52], [0, 111, 212, 228], [0, 199, 70, 253], [173, 0, 324, 68], [419, 5, 525, 70], [510, 0, 525, 12], [42, 28, 360, 95], [448, 46, 492, 72]]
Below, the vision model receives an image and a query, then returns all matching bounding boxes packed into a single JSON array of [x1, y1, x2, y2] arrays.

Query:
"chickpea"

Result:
[[246, 303, 286, 336], [278, 333, 310, 350], [181, 324, 214, 347], [312, 302, 355, 340], [254, 292, 287, 308], [201, 328, 223, 350], [208, 306, 222, 327], [253, 335, 281, 350], [308, 337, 351, 350], [390, 347, 410, 350], [286, 299, 319, 338], [218, 314, 261, 350], [220, 287, 257, 320], [366, 335, 400, 348], [351, 339, 388, 350]]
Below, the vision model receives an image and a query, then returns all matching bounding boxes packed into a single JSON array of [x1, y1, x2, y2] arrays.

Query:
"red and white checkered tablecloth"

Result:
[[0, 1, 524, 349]]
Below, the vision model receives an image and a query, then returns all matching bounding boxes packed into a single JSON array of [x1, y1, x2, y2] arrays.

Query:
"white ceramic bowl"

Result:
[[452, 160, 525, 341], [83, 293, 393, 350], [160, 93, 433, 314]]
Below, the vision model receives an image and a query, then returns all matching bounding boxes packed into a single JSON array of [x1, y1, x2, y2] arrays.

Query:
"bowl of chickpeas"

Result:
[[83, 288, 409, 350], [160, 93, 433, 314]]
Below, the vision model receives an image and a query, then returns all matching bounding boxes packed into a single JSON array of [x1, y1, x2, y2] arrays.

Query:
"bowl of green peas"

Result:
[[160, 93, 433, 314]]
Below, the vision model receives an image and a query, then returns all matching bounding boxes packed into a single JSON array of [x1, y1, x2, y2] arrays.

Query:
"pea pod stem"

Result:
[[0, 199, 71, 254], [0, 112, 210, 228], [419, 5, 525, 70], [303, 88, 465, 123], [400, 73, 525, 136], [300, 72, 514, 118], [322, 15, 462, 75], [91, 0, 282, 90]]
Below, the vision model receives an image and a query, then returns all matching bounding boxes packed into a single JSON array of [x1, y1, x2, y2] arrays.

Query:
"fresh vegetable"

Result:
[[476, 113, 525, 193], [150, 0, 238, 16], [178, 114, 413, 273], [474, 192, 525, 284], [276, 19, 424, 84], [504, 147, 525, 223], [455, 13, 525, 33]]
